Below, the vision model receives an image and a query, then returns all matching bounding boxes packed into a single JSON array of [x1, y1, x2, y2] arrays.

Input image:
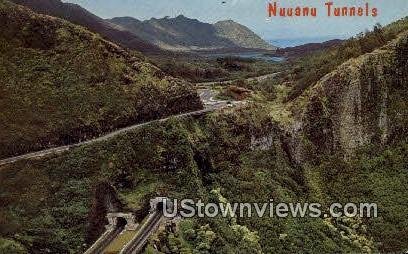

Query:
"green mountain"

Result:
[[0, 0, 202, 159], [214, 20, 277, 50], [108, 15, 276, 51], [299, 30, 408, 157], [9, 0, 161, 53], [292, 27, 408, 253], [283, 17, 408, 101]]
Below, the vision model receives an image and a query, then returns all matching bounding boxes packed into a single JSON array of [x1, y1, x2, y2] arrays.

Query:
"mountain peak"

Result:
[[173, 14, 200, 23], [109, 15, 276, 51], [110, 16, 141, 23], [176, 14, 187, 19], [214, 20, 277, 50], [215, 19, 237, 24]]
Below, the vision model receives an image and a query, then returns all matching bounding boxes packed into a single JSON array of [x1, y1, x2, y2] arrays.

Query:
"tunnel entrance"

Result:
[[116, 217, 127, 228], [149, 197, 173, 215], [107, 213, 138, 231], [156, 201, 166, 214]]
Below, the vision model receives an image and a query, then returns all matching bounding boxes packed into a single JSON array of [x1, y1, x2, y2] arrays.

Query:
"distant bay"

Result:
[[267, 36, 346, 48], [202, 52, 285, 62]]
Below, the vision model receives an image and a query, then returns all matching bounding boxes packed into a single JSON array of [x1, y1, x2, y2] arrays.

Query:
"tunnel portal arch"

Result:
[[107, 213, 138, 231], [149, 197, 173, 214]]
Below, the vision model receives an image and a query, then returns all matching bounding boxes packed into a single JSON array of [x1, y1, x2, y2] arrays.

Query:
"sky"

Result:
[[64, 0, 408, 45]]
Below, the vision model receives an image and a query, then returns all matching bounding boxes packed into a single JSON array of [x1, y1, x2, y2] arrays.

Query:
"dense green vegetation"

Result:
[[147, 116, 408, 254], [280, 17, 408, 101], [0, 0, 201, 159], [317, 142, 408, 252], [1, 108, 407, 253], [1, 1, 407, 254], [152, 55, 285, 83]]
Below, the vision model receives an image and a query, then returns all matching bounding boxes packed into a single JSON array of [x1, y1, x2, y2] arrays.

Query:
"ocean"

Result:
[[267, 36, 346, 48]]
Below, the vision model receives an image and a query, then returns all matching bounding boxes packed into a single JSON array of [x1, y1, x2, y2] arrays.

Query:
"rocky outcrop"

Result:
[[225, 86, 252, 100], [86, 183, 123, 244], [298, 31, 408, 157]]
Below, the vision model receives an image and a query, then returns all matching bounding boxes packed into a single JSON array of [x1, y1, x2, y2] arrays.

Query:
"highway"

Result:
[[0, 90, 229, 166], [120, 212, 163, 254], [84, 225, 126, 254], [195, 72, 280, 87]]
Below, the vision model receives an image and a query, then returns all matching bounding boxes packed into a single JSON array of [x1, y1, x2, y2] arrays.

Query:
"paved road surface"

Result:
[[120, 212, 163, 254], [0, 109, 218, 166], [0, 73, 277, 165], [0, 90, 230, 166], [195, 72, 280, 87]]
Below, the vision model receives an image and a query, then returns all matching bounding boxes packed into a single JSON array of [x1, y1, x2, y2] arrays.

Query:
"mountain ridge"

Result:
[[9, 0, 162, 53], [214, 19, 276, 50], [108, 15, 277, 52]]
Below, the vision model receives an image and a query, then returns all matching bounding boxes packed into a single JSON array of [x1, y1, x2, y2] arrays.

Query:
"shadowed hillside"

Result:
[[9, 0, 161, 53], [0, 0, 202, 159]]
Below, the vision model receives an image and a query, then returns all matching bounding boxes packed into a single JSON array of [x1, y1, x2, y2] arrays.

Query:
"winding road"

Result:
[[0, 109, 215, 166], [195, 72, 280, 87], [0, 91, 228, 167], [0, 72, 278, 166]]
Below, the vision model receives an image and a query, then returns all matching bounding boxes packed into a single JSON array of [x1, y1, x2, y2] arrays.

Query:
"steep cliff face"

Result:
[[300, 31, 408, 157], [86, 183, 123, 243]]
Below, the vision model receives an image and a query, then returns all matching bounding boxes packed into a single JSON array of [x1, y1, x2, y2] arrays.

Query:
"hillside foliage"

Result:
[[284, 17, 408, 100], [0, 0, 201, 159], [1, 109, 406, 253]]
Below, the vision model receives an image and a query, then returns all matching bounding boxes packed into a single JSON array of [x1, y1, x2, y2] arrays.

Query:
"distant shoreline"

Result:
[[267, 37, 345, 48]]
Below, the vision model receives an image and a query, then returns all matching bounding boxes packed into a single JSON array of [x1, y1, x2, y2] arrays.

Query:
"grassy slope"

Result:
[[0, 0, 202, 159]]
